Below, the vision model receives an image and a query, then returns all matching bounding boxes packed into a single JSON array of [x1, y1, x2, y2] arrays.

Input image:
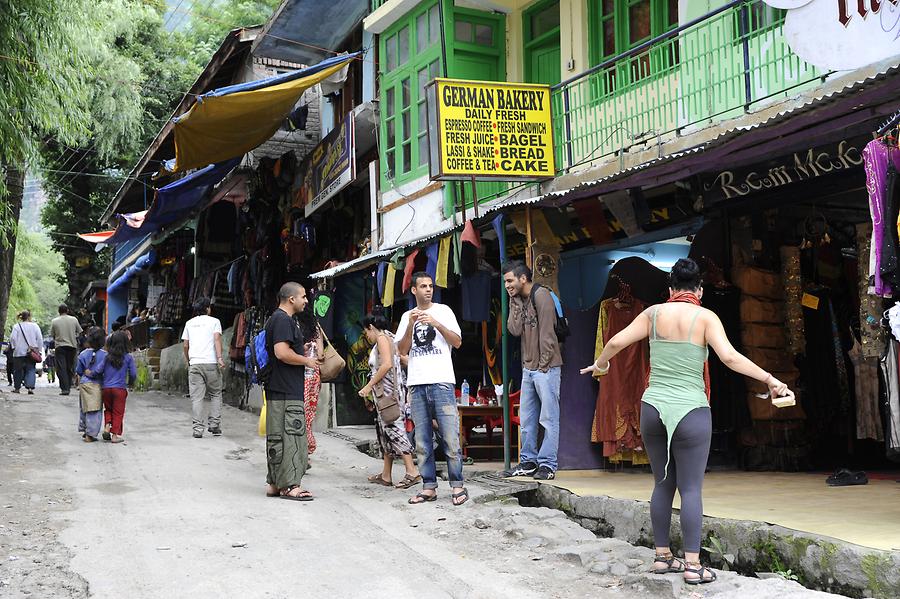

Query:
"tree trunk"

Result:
[[0, 165, 25, 343]]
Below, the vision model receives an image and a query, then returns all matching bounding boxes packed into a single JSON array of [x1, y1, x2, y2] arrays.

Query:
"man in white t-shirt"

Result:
[[396, 272, 468, 506], [181, 297, 225, 438]]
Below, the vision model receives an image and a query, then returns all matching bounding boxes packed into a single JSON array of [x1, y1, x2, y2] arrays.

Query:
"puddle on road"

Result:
[[87, 481, 138, 496]]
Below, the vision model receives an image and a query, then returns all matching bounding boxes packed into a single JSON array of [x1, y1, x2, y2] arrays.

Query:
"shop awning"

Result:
[[82, 159, 240, 246], [253, 0, 369, 66], [309, 248, 394, 279], [169, 53, 359, 173], [107, 250, 155, 294]]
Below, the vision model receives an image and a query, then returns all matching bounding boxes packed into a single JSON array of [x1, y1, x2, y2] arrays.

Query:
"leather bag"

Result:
[[372, 379, 402, 423], [318, 326, 345, 382]]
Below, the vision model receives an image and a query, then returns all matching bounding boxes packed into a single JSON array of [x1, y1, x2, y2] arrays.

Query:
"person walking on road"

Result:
[[92, 331, 137, 444], [50, 304, 83, 396], [396, 272, 468, 506], [359, 310, 421, 490], [181, 297, 225, 439], [75, 327, 106, 442], [580, 258, 792, 585], [9, 310, 42, 395], [296, 303, 323, 457], [502, 261, 563, 481], [44, 339, 57, 384], [263, 282, 320, 501]]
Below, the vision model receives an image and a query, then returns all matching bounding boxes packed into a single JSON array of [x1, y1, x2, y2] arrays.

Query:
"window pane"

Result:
[[418, 102, 427, 129], [475, 24, 492, 46], [430, 60, 440, 80], [629, 0, 651, 45], [418, 67, 429, 92], [455, 20, 472, 42], [603, 19, 616, 57], [386, 36, 397, 71], [531, 2, 560, 38], [402, 111, 411, 140], [417, 13, 427, 52], [385, 87, 395, 118], [402, 143, 411, 172], [398, 26, 409, 65], [386, 150, 394, 175], [419, 134, 429, 166], [429, 5, 440, 44], [603, 0, 614, 16], [668, 0, 678, 28], [387, 120, 395, 147], [401, 78, 410, 107]]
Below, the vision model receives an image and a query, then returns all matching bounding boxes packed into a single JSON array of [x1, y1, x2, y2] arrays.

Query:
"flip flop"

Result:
[[451, 488, 469, 506], [408, 492, 437, 504], [826, 468, 868, 486]]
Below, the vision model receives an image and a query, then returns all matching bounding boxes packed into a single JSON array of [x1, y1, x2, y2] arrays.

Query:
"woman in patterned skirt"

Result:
[[358, 310, 421, 489]]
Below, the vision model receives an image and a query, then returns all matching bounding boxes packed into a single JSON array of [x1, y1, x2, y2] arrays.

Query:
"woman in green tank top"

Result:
[[581, 259, 792, 585]]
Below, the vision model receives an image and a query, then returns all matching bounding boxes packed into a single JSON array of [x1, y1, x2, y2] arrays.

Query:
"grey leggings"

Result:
[[640, 403, 711, 553]]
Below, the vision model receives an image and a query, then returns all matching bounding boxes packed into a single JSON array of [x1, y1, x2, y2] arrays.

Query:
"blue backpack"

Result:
[[245, 328, 272, 386]]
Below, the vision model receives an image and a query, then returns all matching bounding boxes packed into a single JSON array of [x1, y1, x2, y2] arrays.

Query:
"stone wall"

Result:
[[529, 484, 900, 599]]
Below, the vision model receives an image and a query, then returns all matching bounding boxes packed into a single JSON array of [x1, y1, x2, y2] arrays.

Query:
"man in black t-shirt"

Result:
[[263, 282, 321, 501]]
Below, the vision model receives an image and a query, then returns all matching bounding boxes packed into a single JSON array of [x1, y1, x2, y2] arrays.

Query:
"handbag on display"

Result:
[[318, 326, 345, 382]]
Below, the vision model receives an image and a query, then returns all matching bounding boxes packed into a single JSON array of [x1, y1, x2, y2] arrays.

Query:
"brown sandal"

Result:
[[367, 473, 393, 486], [395, 474, 422, 489]]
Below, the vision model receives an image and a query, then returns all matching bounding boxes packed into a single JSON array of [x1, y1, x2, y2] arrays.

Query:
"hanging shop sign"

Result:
[[304, 113, 356, 217], [763, 0, 900, 70], [427, 78, 555, 181], [702, 137, 866, 203]]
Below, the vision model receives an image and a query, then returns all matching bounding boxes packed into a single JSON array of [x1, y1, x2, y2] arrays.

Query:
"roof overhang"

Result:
[[253, 0, 369, 64]]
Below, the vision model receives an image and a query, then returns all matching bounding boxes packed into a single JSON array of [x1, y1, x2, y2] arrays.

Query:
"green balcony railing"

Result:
[[551, 0, 826, 173], [372, 0, 387, 11]]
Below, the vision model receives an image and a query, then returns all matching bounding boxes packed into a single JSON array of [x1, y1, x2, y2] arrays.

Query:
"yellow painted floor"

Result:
[[533, 470, 900, 551]]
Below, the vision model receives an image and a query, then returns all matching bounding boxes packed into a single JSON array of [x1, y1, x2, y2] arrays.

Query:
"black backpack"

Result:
[[530, 284, 570, 344]]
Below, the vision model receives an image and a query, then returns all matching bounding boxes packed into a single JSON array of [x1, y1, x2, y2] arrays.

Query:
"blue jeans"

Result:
[[519, 367, 561, 471], [409, 383, 464, 490], [13, 357, 36, 391]]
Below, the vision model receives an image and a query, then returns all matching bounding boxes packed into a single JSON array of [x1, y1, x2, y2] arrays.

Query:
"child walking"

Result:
[[75, 328, 106, 442], [92, 331, 137, 443]]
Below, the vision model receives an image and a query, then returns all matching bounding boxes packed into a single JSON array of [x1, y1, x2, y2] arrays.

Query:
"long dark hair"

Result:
[[105, 331, 129, 369], [295, 301, 319, 344]]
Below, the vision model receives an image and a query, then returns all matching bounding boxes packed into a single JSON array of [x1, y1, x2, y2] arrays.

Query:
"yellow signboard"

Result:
[[429, 78, 555, 181]]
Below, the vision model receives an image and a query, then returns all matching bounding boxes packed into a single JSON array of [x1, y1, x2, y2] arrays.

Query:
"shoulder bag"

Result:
[[18, 324, 42, 364], [79, 350, 102, 412], [318, 326, 346, 382], [370, 335, 402, 423]]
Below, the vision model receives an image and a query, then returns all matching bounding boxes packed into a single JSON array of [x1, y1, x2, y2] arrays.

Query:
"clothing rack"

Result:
[[877, 108, 900, 135]]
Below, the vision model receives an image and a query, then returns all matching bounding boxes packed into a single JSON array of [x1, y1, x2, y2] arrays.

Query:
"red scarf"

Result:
[[664, 291, 712, 402]]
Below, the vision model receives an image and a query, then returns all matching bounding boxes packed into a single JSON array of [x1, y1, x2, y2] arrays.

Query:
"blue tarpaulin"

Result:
[[101, 158, 240, 245], [108, 250, 156, 294]]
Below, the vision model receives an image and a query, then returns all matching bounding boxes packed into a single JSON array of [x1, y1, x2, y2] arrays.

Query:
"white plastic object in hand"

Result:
[[771, 389, 796, 408]]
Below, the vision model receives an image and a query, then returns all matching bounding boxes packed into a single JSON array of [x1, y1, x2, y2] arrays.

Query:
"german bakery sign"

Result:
[[765, 0, 900, 70], [427, 78, 555, 181]]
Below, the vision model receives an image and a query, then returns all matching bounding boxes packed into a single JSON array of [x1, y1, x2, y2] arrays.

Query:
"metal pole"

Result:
[[738, 3, 753, 110], [471, 174, 479, 218], [499, 221, 511, 470]]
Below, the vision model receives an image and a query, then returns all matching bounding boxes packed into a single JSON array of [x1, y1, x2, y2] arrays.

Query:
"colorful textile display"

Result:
[[780, 246, 806, 356]]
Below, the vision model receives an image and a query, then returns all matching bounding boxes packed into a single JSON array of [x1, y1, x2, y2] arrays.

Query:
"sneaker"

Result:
[[533, 465, 556, 480], [501, 461, 538, 478], [208, 427, 222, 436], [27, 390, 34, 395], [193, 432, 203, 439]]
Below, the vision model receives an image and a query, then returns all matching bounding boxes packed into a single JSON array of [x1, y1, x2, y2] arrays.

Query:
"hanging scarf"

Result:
[[665, 291, 712, 402]]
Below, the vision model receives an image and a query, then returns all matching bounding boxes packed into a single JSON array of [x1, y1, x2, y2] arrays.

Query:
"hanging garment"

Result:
[[461, 269, 491, 322], [592, 297, 649, 457], [848, 340, 883, 441], [382, 265, 397, 307], [703, 286, 751, 434], [863, 139, 899, 296], [425, 242, 439, 282], [402, 248, 420, 293], [856, 223, 885, 358], [376, 262, 387, 298], [436, 235, 452, 288], [879, 340, 900, 458], [460, 220, 480, 277], [882, 159, 900, 289]]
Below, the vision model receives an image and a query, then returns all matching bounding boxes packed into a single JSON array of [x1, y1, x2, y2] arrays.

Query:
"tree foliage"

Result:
[[185, 0, 281, 69], [6, 232, 67, 333]]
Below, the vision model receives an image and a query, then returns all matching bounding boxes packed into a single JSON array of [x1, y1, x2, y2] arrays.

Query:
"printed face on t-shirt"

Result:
[[411, 321, 440, 357]]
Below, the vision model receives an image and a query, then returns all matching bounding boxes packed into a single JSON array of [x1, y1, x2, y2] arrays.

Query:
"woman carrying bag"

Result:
[[10, 310, 42, 394], [75, 328, 106, 442], [358, 310, 421, 489]]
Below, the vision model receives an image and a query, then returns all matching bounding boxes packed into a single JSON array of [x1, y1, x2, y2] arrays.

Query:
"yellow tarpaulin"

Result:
[[171, 55, 356, 173]]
